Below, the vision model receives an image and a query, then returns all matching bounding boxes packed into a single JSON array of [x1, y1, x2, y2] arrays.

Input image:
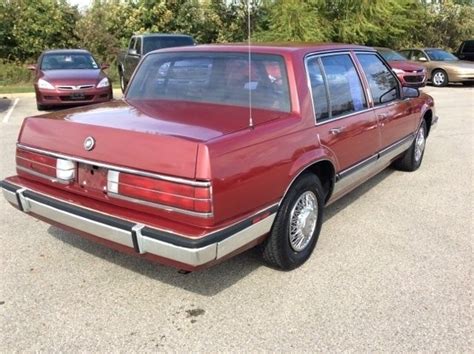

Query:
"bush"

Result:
[[0, 60, 34, 86]]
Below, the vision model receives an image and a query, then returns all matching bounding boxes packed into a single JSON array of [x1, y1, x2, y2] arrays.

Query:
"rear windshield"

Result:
[[143, 37, 194, 54], [378, 49, 406, 61], [126, 52, 291, 112], [41, 53, 99, 70]]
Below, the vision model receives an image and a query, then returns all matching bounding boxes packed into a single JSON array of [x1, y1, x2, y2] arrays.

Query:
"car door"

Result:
[[129, 37, 142, 76], [355, 52, 417, 152], [306, 53, 380, 196]]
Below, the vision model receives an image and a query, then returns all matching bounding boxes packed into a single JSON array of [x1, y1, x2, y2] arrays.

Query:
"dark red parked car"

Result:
[[376, 47, 427, 88], [2, 44, 438, 271], [28, 49, 113, 111]]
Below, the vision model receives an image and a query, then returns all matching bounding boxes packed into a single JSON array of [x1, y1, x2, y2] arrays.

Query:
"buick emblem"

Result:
[[83, 136, 95, 151]]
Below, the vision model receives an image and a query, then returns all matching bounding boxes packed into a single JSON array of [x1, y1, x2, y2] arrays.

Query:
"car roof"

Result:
[[373, 47, 394, 51], [153, 43, 374, 56], [42, 49, 91, 55], [135, 33, 194, 38], [401, 48, 445, 51]]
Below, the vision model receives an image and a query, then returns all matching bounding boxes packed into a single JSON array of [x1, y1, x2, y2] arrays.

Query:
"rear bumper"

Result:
[[1, 180, 276, 270]]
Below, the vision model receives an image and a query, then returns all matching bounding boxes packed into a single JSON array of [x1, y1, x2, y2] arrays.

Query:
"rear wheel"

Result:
[[432, 69, 448, 87], [393, 120, 427, 172], [262, 173, 324, 270], [119, 72, 126, 93]]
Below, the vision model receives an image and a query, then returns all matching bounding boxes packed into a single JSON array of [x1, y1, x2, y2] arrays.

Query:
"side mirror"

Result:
[[380, 86, 398, 104], [128, 48, 138, 56], [27, 64, 37, 71], [402, 86, 420, 99], [101, 63, 110, 70], [419, 57, 428, 62]]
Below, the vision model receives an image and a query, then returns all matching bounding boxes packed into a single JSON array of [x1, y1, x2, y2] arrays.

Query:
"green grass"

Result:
[[0, 85, 34, 94]]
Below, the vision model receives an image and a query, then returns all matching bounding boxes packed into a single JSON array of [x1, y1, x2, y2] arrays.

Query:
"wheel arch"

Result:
[[283, 158, 337, 206], [422, 109, 433, 137]]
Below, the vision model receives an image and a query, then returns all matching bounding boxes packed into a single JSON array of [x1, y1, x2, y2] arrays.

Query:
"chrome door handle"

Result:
[[329, 127, 345, 135]]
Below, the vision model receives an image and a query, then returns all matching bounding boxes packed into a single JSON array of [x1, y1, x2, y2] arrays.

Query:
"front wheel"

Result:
[[393, 120, 427, 172], [432, 69, 448, 87], [261, 173, 324, 270]]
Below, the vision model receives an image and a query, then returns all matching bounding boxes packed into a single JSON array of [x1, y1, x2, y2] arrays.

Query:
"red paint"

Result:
[[387, 60, 427, 88], [30, 49, 113, 107], [5, 44, 435, 269]]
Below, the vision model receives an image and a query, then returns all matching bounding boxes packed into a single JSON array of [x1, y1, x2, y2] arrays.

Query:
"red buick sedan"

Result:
[[28, 49, 113, 110], [2, 44, 438, 271], [376, 47, 427, 88]]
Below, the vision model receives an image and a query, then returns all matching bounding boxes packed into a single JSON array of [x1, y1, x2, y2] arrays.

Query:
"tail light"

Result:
[[16, 148, 76, 183], [107, 170, 212, 216]]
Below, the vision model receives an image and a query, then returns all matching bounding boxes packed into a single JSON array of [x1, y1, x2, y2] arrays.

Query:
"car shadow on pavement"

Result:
[[47, 225, 263, 296], [324, 168, 395, 222], [46, 167, 395, 296], [0, 97, 12, 113]]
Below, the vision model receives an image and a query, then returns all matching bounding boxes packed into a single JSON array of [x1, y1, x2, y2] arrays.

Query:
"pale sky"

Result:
[[68, 0, 91, 8]]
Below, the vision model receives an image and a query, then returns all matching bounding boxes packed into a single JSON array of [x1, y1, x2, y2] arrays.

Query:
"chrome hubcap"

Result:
[[433, 72, 445, 86], [289, 191, 318, 252], [414, 126, 425, 162]]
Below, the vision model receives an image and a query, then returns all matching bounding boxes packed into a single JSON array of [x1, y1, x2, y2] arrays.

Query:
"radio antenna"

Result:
[[247, 0, 254, 129]]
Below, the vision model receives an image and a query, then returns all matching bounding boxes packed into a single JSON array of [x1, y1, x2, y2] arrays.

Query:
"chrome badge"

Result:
[[83, 136, 95, 151]]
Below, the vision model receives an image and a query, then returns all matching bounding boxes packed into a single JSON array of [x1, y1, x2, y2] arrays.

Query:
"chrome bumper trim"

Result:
[[2, 188, 18, 206], [29, 197, 135, 248], [1, 182, 275, 267]]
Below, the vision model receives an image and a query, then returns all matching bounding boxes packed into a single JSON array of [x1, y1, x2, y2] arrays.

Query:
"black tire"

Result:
[[262, 173, 324, 270], [431, 69, 448, 87], [119, 72, 126, 93], [36, 103, 47, 111], [393, 120, 427, 172], [462, 82, 474, 87]]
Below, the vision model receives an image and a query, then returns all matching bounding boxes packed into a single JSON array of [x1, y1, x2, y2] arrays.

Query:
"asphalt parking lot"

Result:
[[0, 86, 472, 351]]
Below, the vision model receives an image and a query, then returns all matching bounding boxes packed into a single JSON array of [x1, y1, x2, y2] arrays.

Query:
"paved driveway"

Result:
[[0, 86, 472, 351]]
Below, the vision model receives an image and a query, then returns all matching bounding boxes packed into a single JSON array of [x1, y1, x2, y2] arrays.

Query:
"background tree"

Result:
[[1, 0, 473, 86], [255, 0, 328, 42], [6, 0, 79, 62]]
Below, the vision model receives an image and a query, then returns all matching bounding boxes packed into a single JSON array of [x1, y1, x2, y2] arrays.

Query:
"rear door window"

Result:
[[356, 53, 400, 106], [307, 54, 367, 123]]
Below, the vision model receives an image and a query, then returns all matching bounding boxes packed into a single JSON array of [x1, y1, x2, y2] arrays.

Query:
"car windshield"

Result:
[[41, 53, 99, 70], [126, 52, 291, 112], [425, 49, 458, 61], [143, 37, 194, 54], [378, 49, 406, 61]]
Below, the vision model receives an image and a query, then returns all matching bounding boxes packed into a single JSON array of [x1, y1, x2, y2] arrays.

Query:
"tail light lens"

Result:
[[56, 159, 75, 181], [16, 148, 75, 183], [107, 170, 212, 215]]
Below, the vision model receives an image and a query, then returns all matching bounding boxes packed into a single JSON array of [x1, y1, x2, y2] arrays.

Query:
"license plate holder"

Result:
[[78, 163, 107, 192]]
